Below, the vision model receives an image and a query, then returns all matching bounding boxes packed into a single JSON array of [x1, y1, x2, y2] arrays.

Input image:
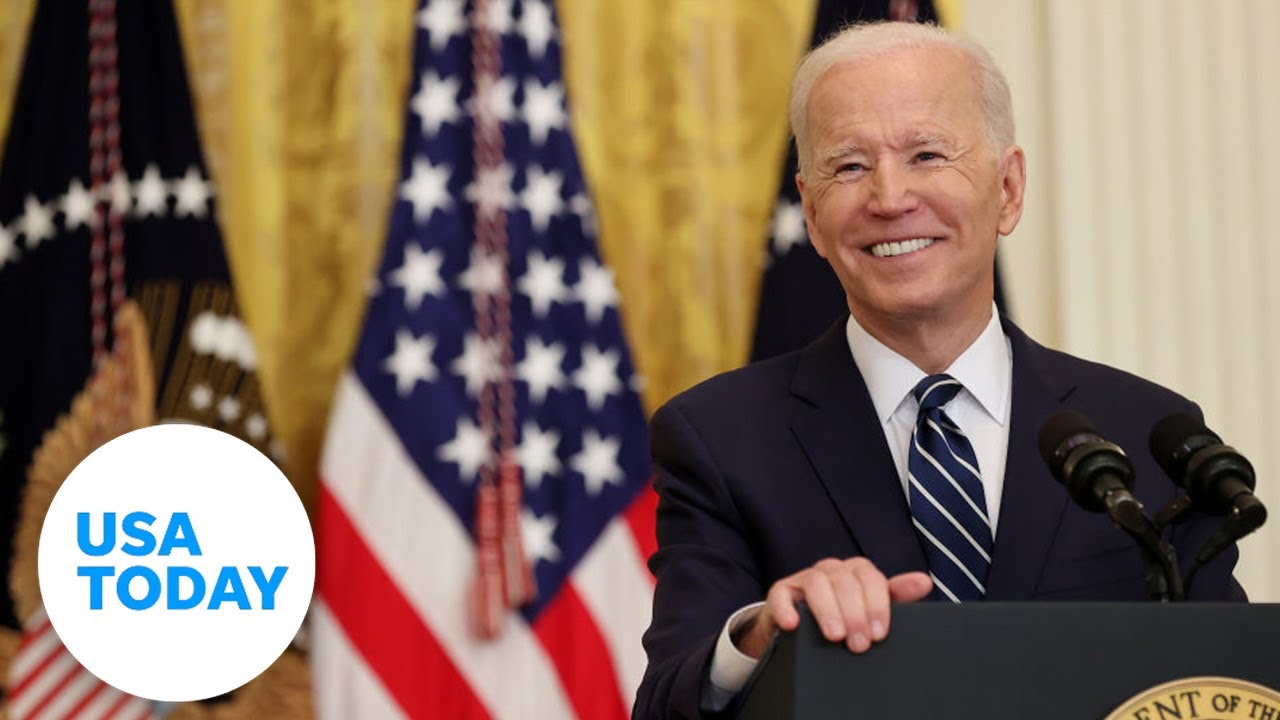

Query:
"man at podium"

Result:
[[634, 21, 1247, 720]]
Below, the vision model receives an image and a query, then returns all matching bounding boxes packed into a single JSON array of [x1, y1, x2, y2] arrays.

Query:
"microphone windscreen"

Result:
[[1148, 412, 1218, 482], [1037, 410, 1096, 472]]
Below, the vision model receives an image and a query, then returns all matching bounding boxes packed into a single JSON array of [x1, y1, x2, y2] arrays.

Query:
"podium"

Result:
[[737, 603, 1280, 719]]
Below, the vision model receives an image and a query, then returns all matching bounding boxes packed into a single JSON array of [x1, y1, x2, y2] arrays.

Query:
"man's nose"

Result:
[[866, 164, 919, 217]]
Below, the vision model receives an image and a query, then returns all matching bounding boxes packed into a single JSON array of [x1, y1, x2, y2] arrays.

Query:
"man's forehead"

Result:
[[806, 48, 982, 137], [812, 45, 976, 100]]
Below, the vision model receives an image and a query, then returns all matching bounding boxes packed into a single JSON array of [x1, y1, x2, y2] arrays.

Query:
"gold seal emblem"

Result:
[[1106, 677, 1280, 720]]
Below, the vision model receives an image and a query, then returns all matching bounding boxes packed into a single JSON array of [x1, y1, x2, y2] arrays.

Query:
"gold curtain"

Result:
[[0, 0, 37, 168], [557, 1, 814, 413], [172, 0, 417, 511], [936, 0, 962, 28]]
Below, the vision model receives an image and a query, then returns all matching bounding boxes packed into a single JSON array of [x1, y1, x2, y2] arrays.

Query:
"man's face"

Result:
[[797, 44, 1025, 330]]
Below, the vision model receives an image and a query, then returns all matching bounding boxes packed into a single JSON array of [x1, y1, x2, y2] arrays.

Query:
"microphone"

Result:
[[1148, 413, 1266, 590], [1038, 411, 1183, 601], [1148, 412, 1264, 518], [1037, 411, 1141, 521]]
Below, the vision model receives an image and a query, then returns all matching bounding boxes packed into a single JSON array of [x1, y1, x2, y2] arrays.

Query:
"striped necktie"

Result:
[[907, 374, 993, 602]]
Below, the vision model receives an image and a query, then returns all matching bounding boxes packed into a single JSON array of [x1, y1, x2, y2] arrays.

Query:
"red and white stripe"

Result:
[[7, 607, 153, 720], [312, 373, 657, 719]]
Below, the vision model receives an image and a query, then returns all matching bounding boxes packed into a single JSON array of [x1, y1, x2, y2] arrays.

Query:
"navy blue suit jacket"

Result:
[[634, 318, 1246, 719]]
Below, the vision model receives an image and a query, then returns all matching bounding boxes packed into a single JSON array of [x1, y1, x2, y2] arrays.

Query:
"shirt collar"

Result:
[[844, 305, 1011, 425]]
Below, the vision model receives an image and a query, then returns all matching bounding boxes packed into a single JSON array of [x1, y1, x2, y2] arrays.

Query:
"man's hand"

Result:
[[732, 558, 932, 658]]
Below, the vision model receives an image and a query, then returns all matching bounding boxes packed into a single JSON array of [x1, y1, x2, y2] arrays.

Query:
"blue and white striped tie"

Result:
[[907, 374, 992, 602]]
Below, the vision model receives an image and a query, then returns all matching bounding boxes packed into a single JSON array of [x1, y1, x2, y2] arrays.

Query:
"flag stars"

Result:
[[245, 413, 269, 441], [517, 251, 569, 318], [134, 164, 169, 217], [108, 171, 131, 216], [569, 193, 597, 237], [18, 195, 54, 249], [61, 179, 97, 230], [574, 258, 619, 323], [438, 417, 492, 483], [383, 329, 439, 396], [217, 396, 242, 423], [465, 163, 514, 219], [522, 80, 566, 146], [451, 332, 501, 397], [411, 71, 462, 137], [173, 166, 214, 218], [517, 421, 561, 488], [389, 243, 446, 311], [189, 384, 214, 411], [518, 0, 557, 59], [516, 336, 567, 403], [572, 345, 623, 411], [417, 0, 467, 53], [484, 0, 515, 35], [400, 158, 453, 223], [469, 75, 517, 125], [771, 200, 808, 256], [571, 430, 624, 496], [520, 167, 564, 234], [520, 509, 560, 564], [457, 247, 505, 298]]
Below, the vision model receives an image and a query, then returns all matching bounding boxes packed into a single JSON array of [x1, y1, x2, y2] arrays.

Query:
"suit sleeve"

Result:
[[632, 401, 769, 720]]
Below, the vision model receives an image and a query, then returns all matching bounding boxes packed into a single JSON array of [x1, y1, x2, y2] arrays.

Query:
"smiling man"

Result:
[[633, 22, 1245, 720]]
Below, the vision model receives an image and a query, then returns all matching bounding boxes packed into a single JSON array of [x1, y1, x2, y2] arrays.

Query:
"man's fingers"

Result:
[[828, 569, 871, 652], [760, 560, 926, 656], [849, 560, 891, 643], [764, 582, 801, 631], [798, 571, 845, 641], [887, 571, 934, 603]]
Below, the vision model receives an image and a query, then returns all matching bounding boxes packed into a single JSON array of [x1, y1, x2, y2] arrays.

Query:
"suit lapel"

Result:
[[789, 321, 927, 577], [984, 320, 1076, 599]]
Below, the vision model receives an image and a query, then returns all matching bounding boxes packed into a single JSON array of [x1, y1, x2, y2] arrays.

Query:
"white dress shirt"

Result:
[[706, 306, 1013, 700]]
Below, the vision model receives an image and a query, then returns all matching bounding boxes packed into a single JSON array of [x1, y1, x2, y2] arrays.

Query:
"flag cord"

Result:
[[86, 0, 127, 371], [468, 0, 534, 641]]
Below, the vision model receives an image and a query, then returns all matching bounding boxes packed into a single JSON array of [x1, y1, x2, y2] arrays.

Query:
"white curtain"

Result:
[[967, 0, 1280, 601]]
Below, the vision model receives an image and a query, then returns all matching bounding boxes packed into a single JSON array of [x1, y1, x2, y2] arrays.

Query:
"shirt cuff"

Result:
[[708, 601, 766, 693]]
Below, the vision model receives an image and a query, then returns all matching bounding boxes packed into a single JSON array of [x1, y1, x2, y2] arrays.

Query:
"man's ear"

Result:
[[796, 172, 828, 258], [997, 145, 1026, 237]]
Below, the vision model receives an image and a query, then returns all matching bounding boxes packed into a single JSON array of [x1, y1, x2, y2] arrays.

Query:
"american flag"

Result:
[[312, 1, 657, 718], [7, 610, 152, 719]]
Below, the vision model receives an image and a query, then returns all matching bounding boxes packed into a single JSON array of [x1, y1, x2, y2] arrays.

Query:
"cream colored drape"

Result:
[[969, 0, 1279, 600]]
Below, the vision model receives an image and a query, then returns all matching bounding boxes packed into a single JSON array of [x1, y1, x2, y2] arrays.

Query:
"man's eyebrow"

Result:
[[818, 145, 863, 165], [907, 133, 955, 148]]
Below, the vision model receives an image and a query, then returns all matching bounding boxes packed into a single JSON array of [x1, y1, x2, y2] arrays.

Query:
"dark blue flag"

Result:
[[0, 0, 276, 636]]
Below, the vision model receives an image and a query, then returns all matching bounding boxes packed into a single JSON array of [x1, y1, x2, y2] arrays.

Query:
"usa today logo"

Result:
[[38, 425, 315, 702]]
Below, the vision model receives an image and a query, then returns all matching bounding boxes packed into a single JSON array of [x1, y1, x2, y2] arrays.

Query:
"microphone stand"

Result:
[[1152, 493, 1266, 596], [1103, 490, 1184, 602], [1184, 495, 1267, 594]]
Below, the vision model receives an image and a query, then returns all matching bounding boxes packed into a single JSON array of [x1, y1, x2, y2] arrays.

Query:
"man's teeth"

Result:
[[870, 238, 935, 258]]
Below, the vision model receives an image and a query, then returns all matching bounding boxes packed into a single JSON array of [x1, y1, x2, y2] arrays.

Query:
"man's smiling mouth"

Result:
[[868, 237, 937, 258]]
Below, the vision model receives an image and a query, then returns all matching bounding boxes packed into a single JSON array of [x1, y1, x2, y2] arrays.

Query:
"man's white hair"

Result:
[[790, 22, 1015, 178]]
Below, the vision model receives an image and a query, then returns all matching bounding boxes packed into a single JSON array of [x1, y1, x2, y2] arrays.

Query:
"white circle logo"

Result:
[[37, 425, 315, 702]]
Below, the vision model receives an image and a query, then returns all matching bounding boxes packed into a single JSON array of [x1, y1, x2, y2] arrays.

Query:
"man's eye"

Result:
[[837, 162, 865, 173], [915, 151, 943, 162]]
